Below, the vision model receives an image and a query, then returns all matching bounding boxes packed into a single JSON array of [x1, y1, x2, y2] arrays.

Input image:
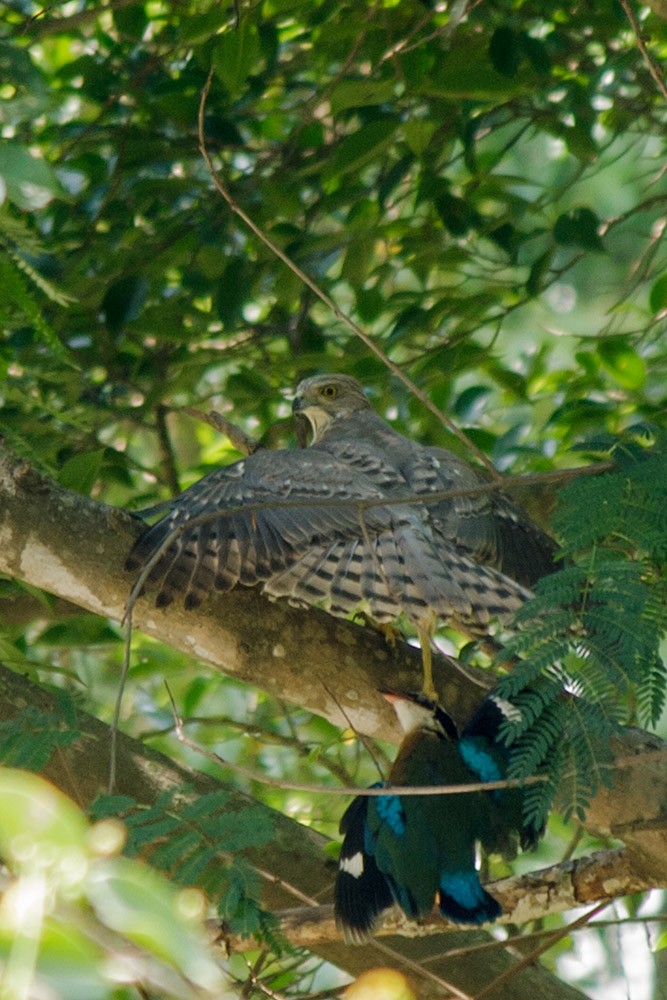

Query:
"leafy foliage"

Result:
[[0, 767, 227, 1000], [92, 787, 277, 935], [0, 697, 80, 771], [498, 432, 667, 826]]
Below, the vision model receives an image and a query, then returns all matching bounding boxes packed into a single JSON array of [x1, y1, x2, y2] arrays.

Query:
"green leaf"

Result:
[[0, 257, 75, 364], [101, 275, 148, 335], [330, 80, 395, 115], [648, 273, 667, 314], [57, 450, 105, 496], [454, 385, 491, 421], [212, 23, 262, 98], [0, 41, 47, 97], [0, 143, 64, 209], [180, 8, 234, 44], [0, 768, 88, 879], [526, 248, 554, 297], [419, 40, 529, 99], [597, 339, 646, 390], [87, 857, 224, 990], [553, 208, 604, 251], [489, 27, 521, 78], [113, 4, 148, 39], [435, 191, 479, 237], [215, 259, 249, 327], [0, 706, 80, 772], [422, 68, 523, 99], [402, 120, 436, 156], [327, 118, 399, 178]]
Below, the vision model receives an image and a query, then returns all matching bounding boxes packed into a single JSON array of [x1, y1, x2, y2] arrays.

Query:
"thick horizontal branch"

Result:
[[217, 847, 661, 951], [0, 439, 488, 736]]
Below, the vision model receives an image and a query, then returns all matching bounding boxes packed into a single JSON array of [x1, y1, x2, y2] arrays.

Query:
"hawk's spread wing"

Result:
[[127, 444, 530, 628], [127, 449, 391, 608]]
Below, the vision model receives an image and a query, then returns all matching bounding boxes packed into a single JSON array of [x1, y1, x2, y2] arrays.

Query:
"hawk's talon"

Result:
[[353, 612, 402, 649]]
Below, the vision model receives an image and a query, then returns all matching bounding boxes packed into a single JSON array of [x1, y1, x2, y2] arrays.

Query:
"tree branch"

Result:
[[217, 847, 660, 951], [0, 439, 487, 739]]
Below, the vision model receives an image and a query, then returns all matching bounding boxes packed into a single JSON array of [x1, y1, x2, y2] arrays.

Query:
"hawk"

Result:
[[127, 374, 556, 695]]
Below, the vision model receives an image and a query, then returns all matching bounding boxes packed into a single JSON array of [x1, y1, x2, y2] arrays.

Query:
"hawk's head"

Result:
[[292, 374, 371, 445]]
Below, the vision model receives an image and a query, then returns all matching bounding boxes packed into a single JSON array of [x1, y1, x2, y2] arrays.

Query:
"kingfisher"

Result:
[[334, 689, 543, 943]]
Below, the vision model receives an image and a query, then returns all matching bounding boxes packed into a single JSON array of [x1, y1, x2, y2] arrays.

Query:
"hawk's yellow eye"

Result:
[[321, 385, 338, 399]]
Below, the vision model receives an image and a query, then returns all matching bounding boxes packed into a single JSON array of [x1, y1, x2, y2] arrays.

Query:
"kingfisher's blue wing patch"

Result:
[[439, 871, 502, 924], [375, 792, 406, 836], [458, 736, 502, 784]]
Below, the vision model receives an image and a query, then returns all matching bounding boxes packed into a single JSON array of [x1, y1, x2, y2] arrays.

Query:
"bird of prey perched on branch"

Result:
[[127, 374, 556, 696]]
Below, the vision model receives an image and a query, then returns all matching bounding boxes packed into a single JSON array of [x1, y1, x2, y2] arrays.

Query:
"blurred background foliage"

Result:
[[1, 0, 667, 996]]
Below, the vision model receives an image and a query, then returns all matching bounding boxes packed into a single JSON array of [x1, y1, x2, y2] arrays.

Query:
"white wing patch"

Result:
[[340, 852, 365, 879], [490, 695, 523, 723]]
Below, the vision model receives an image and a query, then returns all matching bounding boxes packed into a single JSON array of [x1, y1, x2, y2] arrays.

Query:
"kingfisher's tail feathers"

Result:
[[438, 871, 502, 925], [335, 791, 395, 944], [334, 858, 394, 944]]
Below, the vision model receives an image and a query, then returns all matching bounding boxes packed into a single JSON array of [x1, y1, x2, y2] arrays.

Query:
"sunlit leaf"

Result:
[[0, 769, 88, 881], [87, 857, 224, 991], [0, 143, 64, 209], [597, 339, 646, 390]]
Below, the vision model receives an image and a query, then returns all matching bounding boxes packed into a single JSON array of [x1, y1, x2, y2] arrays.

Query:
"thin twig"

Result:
[[472, 900, 611, 999], [110, 602, 134, 792], [182, 407, 261, 455], [166, 682, 546, 796], [165, 686, 667, 798], [20, 0, 144, 36], [155, 404, 181, 496], [619, 0, 667, 102], [321, 682, 389, 782], [128, 458, 612, 549], [122, 459, 611, 634]]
